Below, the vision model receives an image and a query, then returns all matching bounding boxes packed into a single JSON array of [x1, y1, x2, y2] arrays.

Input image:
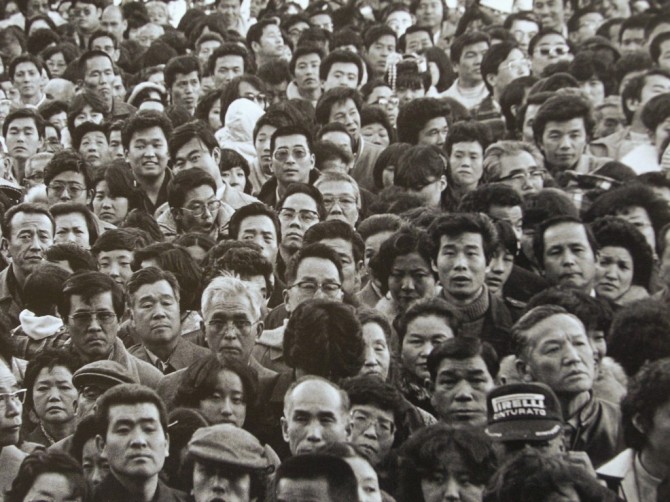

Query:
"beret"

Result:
[[188, 424, 271, 471], [72, 360, 136, 390]]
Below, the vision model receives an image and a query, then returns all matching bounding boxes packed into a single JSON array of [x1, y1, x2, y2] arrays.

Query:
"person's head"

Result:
[[513, 305, 595, 398], [51, 202, 98, 249], [71, 121, 111, 169], [504, 12, 540, 55], [60, 271, 124, 362], [364, 25, 397, 75], [208, 43, 252, 88], [164, 55, 201, 115], [320, 49, 364, 91], [246, 17, 284, 62], [449, 31, 490, 86], [315, 87, 363, 142], [529, 29, 571, 77], [92, 228, 153, 288], [394, 145, 447, 209], [482, 141, 544, 198], [88, 29, 119, 62], [397, 423, 497, 502], [532, 94, 594, 172], [24, 350, 79, 430], [275, 453, 358, 502], [459, 184, 523, 238], [313, 172, 361, 228], [228, 202, 280, 264], [121, 109, 173, 182], [396, 97, 450, 147], [427, 337, 498, 428], [270, 124, 315, 189], [276, 183, 325, 254], [43, 150, 93, 207], [8, 53, 43, 102], [69, 414, 108, 489], [0, 363, 22, 447], [360, 106, 393, 149], [410, 0, 444, 31], [184, 423, 271, 502], [23, 263, 70, 317], [219, 148, 251, 194], [281, 376, 351, 455], [200, 274, 264, 365], [252, 109, 296, 177], [312, 140, 354, 174], [95, 384, 169, 484], [445, 120, 492, 191], [1, 202, 54, 281], [2, 108, 45, 162], [91, 161, 140, 226], [45, 243, 97, 273], [211, 246, 274, 302], [481, 42, 530, 100], [357, 213, 403, 272], [290, 44, 324, 95], [167, 168, 219, 236], [78, 50, 116, 110], [618, 13, 648, 54], [5, 450, 90, 502]]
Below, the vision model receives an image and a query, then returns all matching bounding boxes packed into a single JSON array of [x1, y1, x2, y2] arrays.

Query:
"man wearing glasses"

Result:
[[529, 29, 572, 77], [0, 364, 28, 496], [43, 150, 93, 208], [70, 0, 103, 49], [482, 140, 547, 197], [59, 271, 163, 387]]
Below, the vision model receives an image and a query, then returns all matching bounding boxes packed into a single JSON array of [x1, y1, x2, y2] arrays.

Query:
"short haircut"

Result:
[[532, 215, 597, 269], [621, 69, 670, 125], [458, 184, 522, 214], [341, 374, 404, 423], [482, 140, 544, 183], [313, 140, 354, 167], [269, 123, 313, 154], [126, 267, 180, 306], [24, 263, 71, 316], [394, 145, 446, 190], [283, 298, 364, 379], [619, 13, 651, 43], [289, 43, 325, 76], [650, 31, 670, 66], [285, 242, 344, 285], [24, 350, 80, 415], [50, 202, 99, 246], [319, 49, 364, 84], [121, 110, 173, 151], [91, 228, 151, 255], [360, 106, 394, 143], [424, 212, 499, 263], [316, 122, 355, 151], [2, 202, 54, 238], [77, 50, 114, 81], [532, 94, 595, 145], [275, 453, 358, 502], [364, 24, 397, 49], [43, 150, 93, 189], [91, 161, 142, 210], [315, 87, 363, 126], [228, 202, 280, 241], [252, 108, 297, 142], [201, 274, 262, 321], [480, 41, 519, 93], [60, 270, 125, 319], [528, 28, 567, 59], [445, 119, 492, 156], [168, 120, 218, 161], [276, 182, 327, 221], [88, 29, 118, 50], [246, 17, 279, 49], [427, 336, 499, 382], [450, 30, 490, 64], [396, 97, 450, 144], [396, 297, 461, 345], [167, 168, 217, 210], [621, 358, 670, 451], [45, 242, 98, 272], [512, 305, 575, 358], [398, 24, 433, 52], [95, 384, 168, 437], [357, 213, 403, 241], [164, 55, 201, 90], [71, 121, 109, 152], [207, 42, 252, 76], [303, 219, 364, 263], [215, 246, 274, 295], [314, 170, 360, 204], [641, 92, 670, 133], [2, 107, 46, 139], [8, 53, 44, 80]]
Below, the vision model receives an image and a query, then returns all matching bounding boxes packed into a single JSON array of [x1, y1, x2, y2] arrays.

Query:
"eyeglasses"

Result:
[[536, 46, 569, 57], [501, 59, 530, 73], [181, 200, 222, 216], [69, 311, 117, 327], [278, 208, 319, 224], [351, 410, 395, 438], [372, 96, 399, 108], [288, 280, 342, 296], [47, 182, 86, 197], [497, 169, 546, 184], [273, 147, 309, 163], [322, 196, 357, 210], [0, 389, 26, 409]]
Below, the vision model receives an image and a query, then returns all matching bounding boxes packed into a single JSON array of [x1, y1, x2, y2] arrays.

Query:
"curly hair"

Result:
[[24, 350, 80, 416], [396, 97, 451, 145], [395, 297, 462, 345]]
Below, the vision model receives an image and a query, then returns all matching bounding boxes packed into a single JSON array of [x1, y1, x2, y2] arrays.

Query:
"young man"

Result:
[[246, 18, 285, 69], [216, 0, 248, 35], [287, 44, 324, 107], [275, 454, 358, 501], [89, 29, 121, 63], [532, 0, 566, 33], [164, 56, 201, 117], [617, 14, 647, 54], [78, 50, 136, 121], [71, 0, 103, 49], [8, 54, 45, 107], [480, 42, 530, 117], [44, 150, 93, 207], [208, 43, 252, 89], [442, 31, 490, 111], [393, 145, 447, 209], [364, 25, 397, 76], [3, 108, 45, 186], [320, 49, 364, 91], [251, 111, 295, 195], [91, 229, 151, 290], [400, 25, 433, 54], [94, 384, 188, 501]]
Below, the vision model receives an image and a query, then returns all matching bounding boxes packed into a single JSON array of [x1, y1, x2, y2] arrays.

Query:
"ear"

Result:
[[86, 189, 93, 205], [254, 320, 264, 341], [212, 146, 221, 165], [431, 258, 439, 275], [251, 41, 260, 54], [438, 174, 447, 192], [164, 432, 170, 457], [1, 237, 8, 252], [515, 358, 534, 383], [309, 153, 316, 169], [485, 72, 497, 90], [95, 434, 106, 455], [632, 412, 647, 436], [282, 288, 290, 309], [626, 97, 640, 115], [280, 416, 289, 442], [171, 207, 182, 224]]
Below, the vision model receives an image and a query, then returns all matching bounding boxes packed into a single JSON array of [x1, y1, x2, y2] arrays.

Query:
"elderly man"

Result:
[[0, 364, 28, 495]]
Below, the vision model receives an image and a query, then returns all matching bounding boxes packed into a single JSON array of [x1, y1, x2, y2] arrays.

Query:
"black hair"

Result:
[[2, 107, 46, 139], [50, 202, 99, 247], [8, 53, 44, 80], [91, 228, 152, 256], [207, 42, 253, 76], [164, 55, 201, 92], [423, 212, 499, 263], [642, 92, 670, 133], [60, 270, 125, 320], [532, 215, 597, 269], [24, 350, 80, 415], [427, 336, 499, 382], [480, 41, 520, 94], [532, 94, 595, 145], [445, 119, 492, 156], [95, 384, 168, 437], [303, 219, 364, 263], [319, 49, 364, 85], [71, 121, 108, 152], [168, 120, 218, 161], [219, 74, 267, 124], [24, 263, 71, 317], [289, 43, 325, 75], [91, 160, 143, 212], [43, 149, 93, 190], [340, 374, 404, 423], [276, 182, 327, 221], [228, 202, 280, 242], [394, 144, 445, 190], [121, 109, 173, 151], [285, 242, 343, 286], [395, 297, 461, 346], [458, 184, 522, 214], [269, 123, 313, 155], [315, 87, 363, 126], [450, 30, 490, 64], [360, 106, 394, 144], [275, 454, 358, 502], [246, 17, 280, 49], [396, 97, 450, 145], [45, 242, 98, 272], [372, 143, 410, 190], [1, 202, 54, 240]]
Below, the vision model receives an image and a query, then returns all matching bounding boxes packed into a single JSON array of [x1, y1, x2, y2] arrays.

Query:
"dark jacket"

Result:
[[94, 474, 189, 502], [257, 169, 321, 208], [128, 337, 212, 374], [0, 266, 23, 330]]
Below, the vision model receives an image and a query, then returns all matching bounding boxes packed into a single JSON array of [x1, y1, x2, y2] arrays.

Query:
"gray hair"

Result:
[[314, 171, 361, 209], [482, 140, 545, 184], [201, 273, 262, 320]]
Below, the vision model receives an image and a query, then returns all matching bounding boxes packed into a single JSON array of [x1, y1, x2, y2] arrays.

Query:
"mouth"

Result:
[[486, 277, 502, 287], [451, 276, 471, 286], [357, 443, 378, 456], [46, 406, 66, 413], [451, 410, 483, 421], [347, 126, 358, 136], [218, 347, 241, 358], [360, 367, 382, 377]]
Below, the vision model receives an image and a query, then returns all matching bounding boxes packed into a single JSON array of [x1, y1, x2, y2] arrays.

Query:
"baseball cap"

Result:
[[188, 424, 272, 472], [72, 360, 137, 391], [485, 383, 563, 442]]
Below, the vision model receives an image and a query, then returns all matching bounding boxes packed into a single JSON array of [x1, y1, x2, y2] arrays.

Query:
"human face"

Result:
[[518, 314, 595, 396], [72, 1, 101, 33], [127, 126, 169, 181], [285, 257, 343, 313], [171, 71, 200, 114], [192, 460, 252, 502], [44, 126, 62, 154], [420, 463, 484, 502], [328, 98, 361, 141], [344, 456, 382, 502], [32, 365, 77, 426], [287, 21, 310, 47], [415, 0, 443, 30], [67, 291, 119, 362], [617, 206, 656, 253], [93, 180, 129, 226], [531, 34, 571, 76], [367, 35, 396, 74], [434, 233, 487, 305], [23, 473, 82, 502], [79, 130, 110, 168], [493, 49, 530, 94], [281, 380, 349, 455], [580, 76, 605, 107], [101, 7, 127, 41], [486, 247, 515, 295], [533, 0, 564, 32], [177, 185, 219, 236], [213, 55, 245, 88], [5, 212, 52, 279], [416, 116, 448, 148], [294, 53, 321, 92], [522, 103, 540, 143], [54, 212, 90, 249], [24, 156, 48, 189], [254, 124, 276, 176], [98, 250, 134, 287], [542, 222, 597, 292], [272, 134, 315, 188], [349, 404, 394, 468], [47, 171, 89, 206], [388, 252, 436, 313], [359, 322, 390, 380], [323, 62, 359, 91], [540, 118, 588, 171], [137, 23, 164, 48], [130, 279, 180, 350], [278, 193, 320, 252], [310, 13, 333, 32], [5, 117, 41, 161], [360, 123, 389, 149], [320, 237, 359, 295], [204, 296, 261, 364], [0, 366, 22, 447], [237, 215, 278, 264], [83, 55, 115, 109], [12, 62, 40, 102], [619, 27, 645, 54], [497, 151, 544, 196], [510, 19, 539, 54], [208, 100, 222, 131], [91, 35, 117, 60], [386, 11, 413, 37], [430, 355, 493, 428], [404, 30, 432, 54], [572, 12, 603, 45], [217, 0, 241, 28], [221, 167, 247, 192], [82, 438, 109, 490], [255, 23, 284, 59], [402, 315, 454, 382], [366, 85, 399, 126], [456, 41, 489, 85], [197, 40, 222, 68], [74, 104, 104, 128], [364, 231, 394, 271], [199, 369, 247, 427], [108, 130, 124, 159], [172, 138, 220, 183], [48, 110, 68, 132], [449, 141, 483, 188], [100, 403, 169, 481], [595, 246, 634, 302], [318, 180, 359, 228]]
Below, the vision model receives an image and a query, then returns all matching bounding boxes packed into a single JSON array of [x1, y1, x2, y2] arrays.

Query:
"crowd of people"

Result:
[[0, 0, 670, 500]]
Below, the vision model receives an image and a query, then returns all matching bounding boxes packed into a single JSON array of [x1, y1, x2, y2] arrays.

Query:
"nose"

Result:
[[400, 273, 414, 290], [5, 398, 20, 416], [453, 253, 468, 270], [453, 380, 475, 401], [561, 250, 576, 267], [363, 422, 378, 439], [306, 421, 324, 442], [102, 197, 113, 209], [563, 342, 582, 364], [443, 476, 461, 501], [88, 315, 103, 332], [419, 341, 433, 357], [108, 262, 120, 278], [490, 257, 505, 274], [90, 466, 105, 487], [30, 233, 41, 250], [47, 386, 62, 401], [363, 345, 378, 367], [220, 398, 233, 417]]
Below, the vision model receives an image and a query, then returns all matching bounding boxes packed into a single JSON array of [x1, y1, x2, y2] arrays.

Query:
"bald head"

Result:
[[44, 79, 75, 103], [101, 5, 127, 41]]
